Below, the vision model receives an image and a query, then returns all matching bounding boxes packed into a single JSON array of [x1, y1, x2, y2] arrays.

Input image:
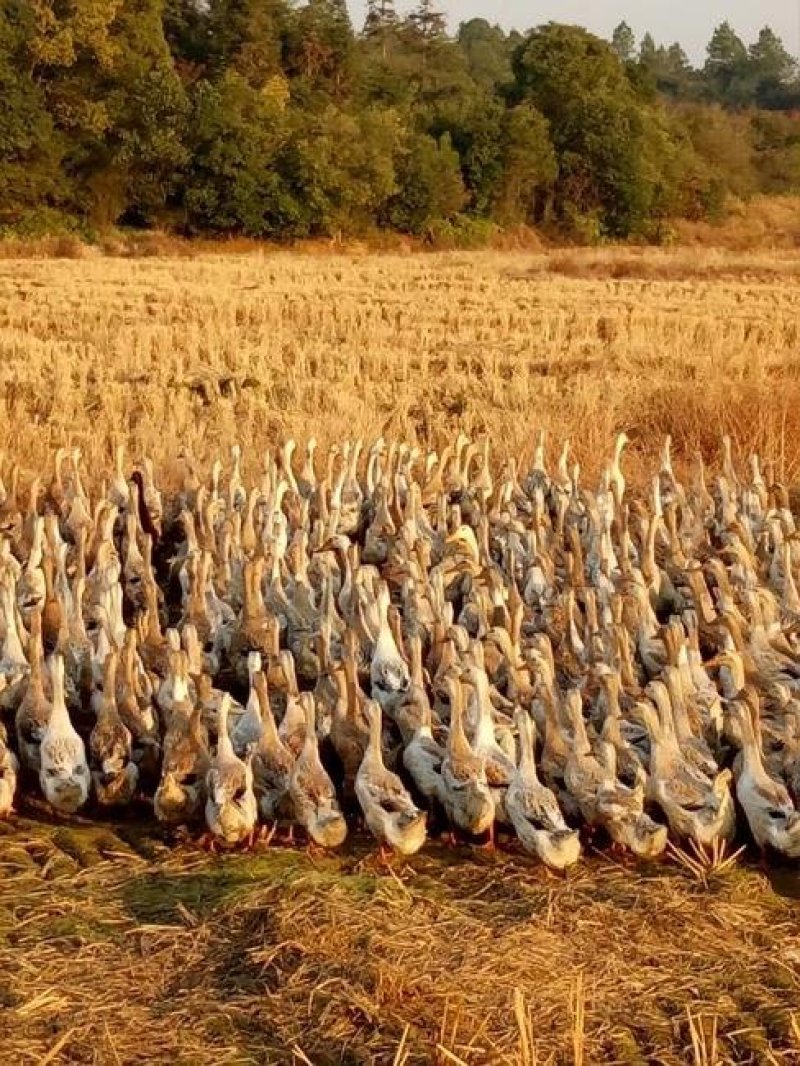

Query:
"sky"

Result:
[[347, 1, 800, 63]]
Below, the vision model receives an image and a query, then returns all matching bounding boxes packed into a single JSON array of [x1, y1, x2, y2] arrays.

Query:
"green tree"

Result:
[[201, 0, 288, 88], [0, 0, 65, 228], [457, 18, 512, 89], [751, 110, 800, 192], [279, 105, 403, 234], [750, 27, 797, 108], [409, 0, 447, 40], [98, 0, 188, 226], [513, 23, 657, 236], [611, 21, 636, 63], [494, 103, 556, 224], [363, 0, 397, 65], [25, 0, 187, 227], [284, 0, 355, 97], [639, 32, 657, 67], [364, 0, 397, 35], [637, 35, 695, 99], [679, 103, 757, 204], [163, 0, 213, 74], [704, 22, 753, 106], [386, 131, 465, 234], [181, 71, 290, 234]]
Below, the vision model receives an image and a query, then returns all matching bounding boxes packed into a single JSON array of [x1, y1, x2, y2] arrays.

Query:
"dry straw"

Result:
[[2, 812, 800, 1065], [2, 246, 800, 491], [2, 242, 800, 1063]]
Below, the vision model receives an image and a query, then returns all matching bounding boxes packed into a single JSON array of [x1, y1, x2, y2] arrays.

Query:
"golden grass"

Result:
[[2, 241, 800, 1063], [1, 244, 800, 491], [1, 817, 800, 1065]]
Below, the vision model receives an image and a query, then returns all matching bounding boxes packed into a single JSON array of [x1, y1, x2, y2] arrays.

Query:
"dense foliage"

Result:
[[2, 2, 800, 240]]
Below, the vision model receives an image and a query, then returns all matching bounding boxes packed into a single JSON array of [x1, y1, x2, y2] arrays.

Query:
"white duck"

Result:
[[205, 693, 258, 847], [440, 678, 495, 840], [230, 651, 265, 756], [506, 709, 580, 870], [251, 671, 295, 827], [370, 581, 410, 714], [289, 691, 348, 848], [356, 700, 427, 857], [730, 689, 800, 858], [463, 656, 515, 830], [402, 688, 445, 806], [0, 724, 18, 817], [39, 654, 91, 814]]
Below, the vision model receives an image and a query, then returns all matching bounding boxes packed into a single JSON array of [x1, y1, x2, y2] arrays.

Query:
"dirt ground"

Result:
[[2, 809, 799, 1066]]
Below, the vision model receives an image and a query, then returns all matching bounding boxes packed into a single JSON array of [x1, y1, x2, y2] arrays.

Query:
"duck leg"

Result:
[[476, 821, 496, 851], [258, 822, 277, 846], [198, 832, 218, 854], [378, 843, 393, 865]]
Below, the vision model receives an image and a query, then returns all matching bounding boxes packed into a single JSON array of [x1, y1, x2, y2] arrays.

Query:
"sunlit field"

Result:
[[1, 246, 800, 483], [2, 245, 800, 1065]]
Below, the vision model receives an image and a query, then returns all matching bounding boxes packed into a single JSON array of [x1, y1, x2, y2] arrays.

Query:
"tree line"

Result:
[[2, 1, 799, 241]]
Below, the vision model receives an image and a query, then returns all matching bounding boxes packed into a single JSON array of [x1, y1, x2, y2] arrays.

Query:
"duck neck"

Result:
[[217, 700, 233, 759], [518, 714, 538, 780], [2, 584, 26, 666], [368, 704, 383, 761], [256, 677, 279, 745], [448, 685, 472, 758], [49, 656, 70, 728], [738, 701, 765, 778], [566, 694, 591, 756]]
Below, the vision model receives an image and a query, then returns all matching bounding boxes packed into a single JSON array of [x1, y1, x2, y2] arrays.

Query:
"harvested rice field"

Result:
[[2, 246, 800, 1065], [2, 816, 800, 1065], [1, 246, 800, 480]]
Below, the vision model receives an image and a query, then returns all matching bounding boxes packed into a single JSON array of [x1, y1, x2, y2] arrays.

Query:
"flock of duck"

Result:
[[0, 433, 799, 869]]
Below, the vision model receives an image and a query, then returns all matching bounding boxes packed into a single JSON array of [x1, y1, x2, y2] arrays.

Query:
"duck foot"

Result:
[[258, 822, 278, 847], [378, 844, 394, 866], [543, 865, 569, 881], [197, 832, 218, 854], [475, 823, 496, 851]]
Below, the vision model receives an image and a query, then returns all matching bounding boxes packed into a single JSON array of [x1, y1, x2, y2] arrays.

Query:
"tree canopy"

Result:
[[1, 4, 799, 240]]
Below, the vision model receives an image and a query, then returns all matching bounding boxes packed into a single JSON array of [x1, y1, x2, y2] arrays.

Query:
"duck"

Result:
[[251, 670, 295, 827], [154, 669, 210, 825], [356, 699, 427, 857], [402, 685, 445, 807], [117, 628, 162, 783], [370, 580, 411, 714], [205, 693, 258, 847], [463, 654, 515, 830], [440, 678, 495, 840], [729, 688, 800, 858], [563, 689, 667, 858], [230, 651, 265, 756], [289, 687, 348, 848], [6, 429, 800, 870], [506, 709, 580, 870], [15, 607, 50, 772], [39, 654, 91, 814], [639, 682, 735, 849], [89, 650, 139, 807], [0, 724, 18, 817]]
